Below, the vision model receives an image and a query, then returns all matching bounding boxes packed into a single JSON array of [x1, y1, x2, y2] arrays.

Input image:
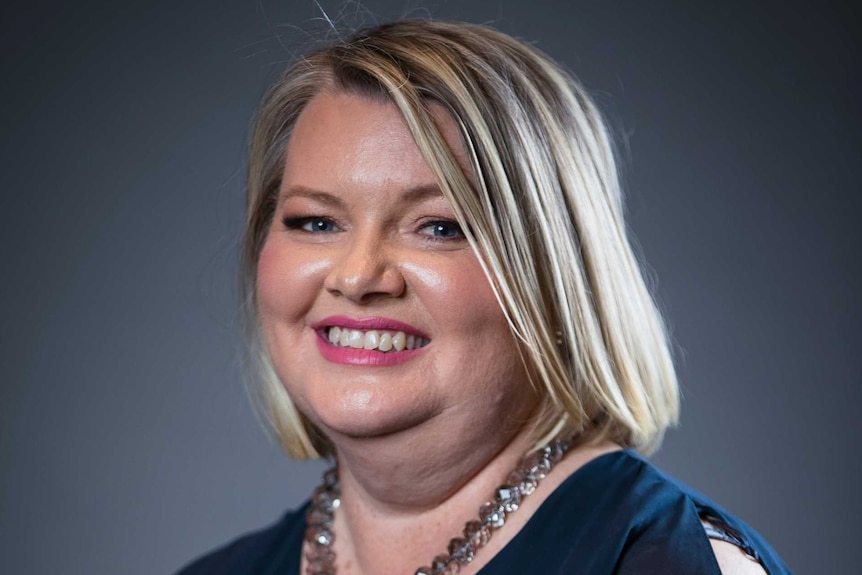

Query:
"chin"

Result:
[[303, 389, 439, 442]]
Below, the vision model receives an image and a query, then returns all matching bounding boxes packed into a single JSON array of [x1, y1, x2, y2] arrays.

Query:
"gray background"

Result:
[[1, 1, 859, 573]]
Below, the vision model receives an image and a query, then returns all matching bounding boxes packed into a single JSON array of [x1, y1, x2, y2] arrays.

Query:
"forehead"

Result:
[[281, 91, 468, 199]]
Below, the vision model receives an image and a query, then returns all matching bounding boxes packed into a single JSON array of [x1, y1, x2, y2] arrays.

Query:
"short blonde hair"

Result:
[[242, 20, 679, 459]]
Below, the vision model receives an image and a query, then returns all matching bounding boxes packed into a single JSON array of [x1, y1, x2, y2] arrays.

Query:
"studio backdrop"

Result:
[[1, 1, 859, 574]]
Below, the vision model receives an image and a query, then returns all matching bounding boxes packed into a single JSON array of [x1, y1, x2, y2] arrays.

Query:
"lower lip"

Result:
[[315, 332, 427, 366]]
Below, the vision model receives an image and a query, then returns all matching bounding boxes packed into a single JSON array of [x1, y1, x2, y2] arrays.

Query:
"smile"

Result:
[[326, 326, 430, 352]]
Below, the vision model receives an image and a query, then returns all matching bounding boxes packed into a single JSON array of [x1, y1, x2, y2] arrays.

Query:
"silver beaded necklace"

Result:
[[303, 435, 574, 575]]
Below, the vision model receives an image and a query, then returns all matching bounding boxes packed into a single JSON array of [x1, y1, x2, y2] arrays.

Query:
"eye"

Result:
[[420, 220, 464, 239], [282, 217, 339, 233]]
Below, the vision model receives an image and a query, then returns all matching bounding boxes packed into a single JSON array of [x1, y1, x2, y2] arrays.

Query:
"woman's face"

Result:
[[257, 92, 537, 443]]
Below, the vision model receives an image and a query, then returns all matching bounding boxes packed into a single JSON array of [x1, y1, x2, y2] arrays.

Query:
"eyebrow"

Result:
[[279, 183, 446, 205], [279, 185, 346, 207]]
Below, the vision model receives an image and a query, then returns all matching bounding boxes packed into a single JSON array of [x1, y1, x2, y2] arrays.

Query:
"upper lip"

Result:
[[312, 315, 429, 338]]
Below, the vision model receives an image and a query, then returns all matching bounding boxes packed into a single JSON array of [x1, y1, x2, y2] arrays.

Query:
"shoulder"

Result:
[[507, 450, 719, 574], [561, 450, 792, 575], [710, 539, 769, 575], [174, 505, 307, 575]]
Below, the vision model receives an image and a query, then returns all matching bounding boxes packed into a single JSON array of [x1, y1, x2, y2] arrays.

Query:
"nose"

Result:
[[324, 229, 406, 303]]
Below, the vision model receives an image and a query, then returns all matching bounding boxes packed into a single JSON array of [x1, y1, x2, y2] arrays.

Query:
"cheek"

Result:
[[256, 240, 329, 322], [416, 255, 520, 374], [426, 259, 536, 417], [442, 260, 507, 333], [255, 241, 289, 323]]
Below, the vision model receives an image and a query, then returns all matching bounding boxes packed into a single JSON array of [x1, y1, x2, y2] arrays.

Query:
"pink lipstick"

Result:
[[312, 315, 430, 366]]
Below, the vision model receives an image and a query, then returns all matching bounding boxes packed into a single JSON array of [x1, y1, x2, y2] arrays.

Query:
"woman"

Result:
[[179, 20, 791, 575]]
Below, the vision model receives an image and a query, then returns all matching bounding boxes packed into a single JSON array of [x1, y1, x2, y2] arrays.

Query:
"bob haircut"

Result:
[[242, 20, 679, 459]]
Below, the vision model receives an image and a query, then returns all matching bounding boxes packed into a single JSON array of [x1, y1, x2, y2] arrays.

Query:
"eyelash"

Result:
[[281, 216, 339, 233], [419, 220, 464, 241], [280, 216, 465, 242]]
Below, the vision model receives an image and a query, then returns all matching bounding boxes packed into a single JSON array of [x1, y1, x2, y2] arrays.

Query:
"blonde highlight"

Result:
[[242, 20, 679, 459]]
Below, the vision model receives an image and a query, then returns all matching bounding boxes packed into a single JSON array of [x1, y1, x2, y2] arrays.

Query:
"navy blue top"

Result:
[[177, 450, 792, 574]]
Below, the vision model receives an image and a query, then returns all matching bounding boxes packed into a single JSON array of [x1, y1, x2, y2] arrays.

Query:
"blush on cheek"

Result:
[[255, 240, 331, 317], [399, 262, 445, 290], [259, 241, 331, 288]]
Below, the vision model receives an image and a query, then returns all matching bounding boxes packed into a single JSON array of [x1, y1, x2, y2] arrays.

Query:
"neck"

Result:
[[325, 418, 538, 575], [337, 420, 534, 511], [309, 428, 621, 575]]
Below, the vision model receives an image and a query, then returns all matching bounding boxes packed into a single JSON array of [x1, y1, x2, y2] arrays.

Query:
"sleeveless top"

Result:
[[176, 450, 793, 574]]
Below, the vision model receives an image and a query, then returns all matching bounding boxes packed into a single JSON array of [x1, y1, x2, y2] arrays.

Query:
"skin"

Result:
[[255, 91, 758, 575], [257, 89, 542, 492], [711, 540, 769, 575], [256, 91, 612, 574]]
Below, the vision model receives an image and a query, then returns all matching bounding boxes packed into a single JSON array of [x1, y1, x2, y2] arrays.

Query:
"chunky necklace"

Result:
[[303, 435, 574, 575]]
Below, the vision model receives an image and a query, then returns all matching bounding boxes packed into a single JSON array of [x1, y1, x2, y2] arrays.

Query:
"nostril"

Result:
[[325, 250, 406, 302]]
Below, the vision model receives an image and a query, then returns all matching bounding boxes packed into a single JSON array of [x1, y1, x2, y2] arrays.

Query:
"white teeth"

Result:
[[363, 330, 379, 350], [348, 330, 364, 349], [338, 328, 351, 347], [378, 332, 393, 352], [326, 327, 430, 353]]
